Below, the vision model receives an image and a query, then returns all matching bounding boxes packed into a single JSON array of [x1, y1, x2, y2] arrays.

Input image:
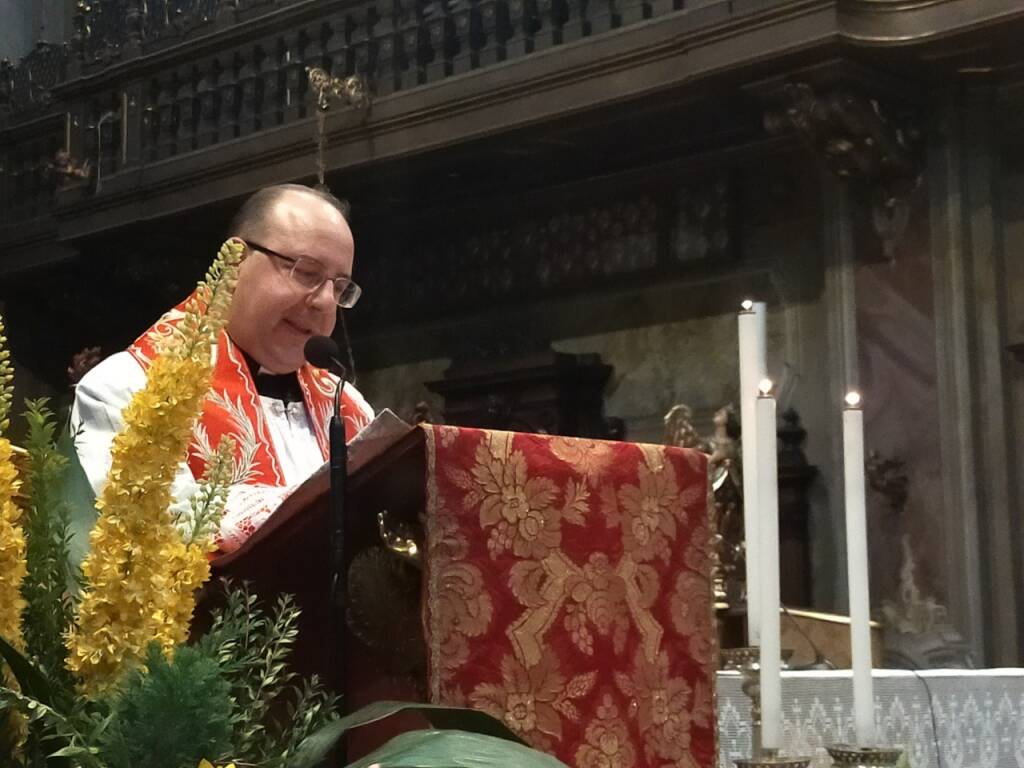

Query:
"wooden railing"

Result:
[[0, 0, 1014, 242]]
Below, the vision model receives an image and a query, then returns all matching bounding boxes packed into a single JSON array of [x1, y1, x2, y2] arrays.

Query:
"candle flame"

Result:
[[741, 299, 754, 311], [758, 378, 774, 396], [845, 391, 862, 408]]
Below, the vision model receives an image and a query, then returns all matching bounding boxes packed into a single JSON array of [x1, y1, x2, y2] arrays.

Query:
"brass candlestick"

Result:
[[721, 647, 764, 757], [826, 745, 903, 768], [722, 646, 804, 764], [736, 752, 812, 768]]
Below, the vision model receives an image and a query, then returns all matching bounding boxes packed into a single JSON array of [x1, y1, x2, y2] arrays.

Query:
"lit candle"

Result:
[[738, 299, 767, 645], [756, 379, 782, 751], [843, 391, 876, 746]]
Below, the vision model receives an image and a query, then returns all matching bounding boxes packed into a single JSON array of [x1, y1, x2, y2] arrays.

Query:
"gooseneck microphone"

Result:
[[303, 335, 349, 736], [304, 335, 348, 421], [303, 335, 348, 379]]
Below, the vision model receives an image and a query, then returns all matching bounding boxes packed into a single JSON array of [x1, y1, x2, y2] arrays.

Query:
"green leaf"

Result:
[[49, 745, 99, 758], [289, 702, 525, 768], [0, 634, 54, 706], [56, 425, 97, 591], [344, 729, 569, 768]]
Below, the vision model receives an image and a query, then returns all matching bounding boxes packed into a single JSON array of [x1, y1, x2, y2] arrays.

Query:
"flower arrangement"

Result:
[[0, 240, 565, 768]]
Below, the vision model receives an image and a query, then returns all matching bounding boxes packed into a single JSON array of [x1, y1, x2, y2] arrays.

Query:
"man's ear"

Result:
[[229, 237, 251, 262]]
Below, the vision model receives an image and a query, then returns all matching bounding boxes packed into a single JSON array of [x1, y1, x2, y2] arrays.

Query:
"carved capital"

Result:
[[751, 64, 924, 259]]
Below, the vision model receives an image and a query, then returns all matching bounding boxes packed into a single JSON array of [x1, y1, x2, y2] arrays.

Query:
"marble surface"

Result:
[[356, 356, 451, 425]]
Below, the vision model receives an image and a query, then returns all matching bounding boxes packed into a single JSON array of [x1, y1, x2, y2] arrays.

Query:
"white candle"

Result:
[[738, 299, 767, 645], [756, 380, 782, 750], [843, 392, 876, 746]]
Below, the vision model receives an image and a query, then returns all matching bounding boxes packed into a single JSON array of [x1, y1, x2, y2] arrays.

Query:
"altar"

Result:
[[717, 669, 1024, 768]]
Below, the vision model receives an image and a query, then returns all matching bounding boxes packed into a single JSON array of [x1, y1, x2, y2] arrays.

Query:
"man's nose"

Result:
[[306, 279, 336, 309]]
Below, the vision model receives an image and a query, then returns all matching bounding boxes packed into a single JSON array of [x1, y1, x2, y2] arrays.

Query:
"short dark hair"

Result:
[[228, 183, 351, 239]]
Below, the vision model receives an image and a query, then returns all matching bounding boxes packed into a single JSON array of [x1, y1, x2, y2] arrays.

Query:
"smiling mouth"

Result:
[[282, 319, 314, 336]]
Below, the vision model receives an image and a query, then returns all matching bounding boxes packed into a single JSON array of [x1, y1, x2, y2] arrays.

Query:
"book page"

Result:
[[345, 408, 413, 475]]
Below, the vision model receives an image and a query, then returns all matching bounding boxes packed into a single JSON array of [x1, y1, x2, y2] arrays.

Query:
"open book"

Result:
[[345, 408, 414, 475]]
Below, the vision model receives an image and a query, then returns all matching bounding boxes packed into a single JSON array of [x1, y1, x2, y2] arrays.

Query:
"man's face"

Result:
[[226, 191, 355, 373]]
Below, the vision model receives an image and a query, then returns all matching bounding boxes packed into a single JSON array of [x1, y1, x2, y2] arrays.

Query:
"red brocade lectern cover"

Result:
[[421, 425, 717, 768]]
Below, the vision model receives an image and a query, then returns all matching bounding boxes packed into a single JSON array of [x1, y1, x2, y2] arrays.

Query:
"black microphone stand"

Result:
[[328, 378, 348, 765]]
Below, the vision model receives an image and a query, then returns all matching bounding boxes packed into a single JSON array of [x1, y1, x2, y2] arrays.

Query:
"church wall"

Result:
[[999, 154, 1024, 653], [357, 191, 852, 612], [852, 189, 947, 632]]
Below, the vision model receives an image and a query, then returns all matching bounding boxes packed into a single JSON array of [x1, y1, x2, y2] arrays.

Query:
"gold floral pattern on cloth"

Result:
[[671, 570, 714, 667], [446, 431, 563, 559], [615, 648, 709, 768], [423, 425, 715, 768], [576, 693, 638, 768], [549, 436, 616, 488], [468, 650, 596, 752], [425, 498, 494, 682], [564, 553, 630, 656]]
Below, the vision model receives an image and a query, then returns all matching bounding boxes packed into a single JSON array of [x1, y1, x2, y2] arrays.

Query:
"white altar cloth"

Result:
[[716, 669, 1024, 768]]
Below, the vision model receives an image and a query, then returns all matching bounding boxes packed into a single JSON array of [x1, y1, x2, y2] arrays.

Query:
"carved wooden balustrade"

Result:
[[5, 0, 753, 174], [0, 0, 1021, 262]]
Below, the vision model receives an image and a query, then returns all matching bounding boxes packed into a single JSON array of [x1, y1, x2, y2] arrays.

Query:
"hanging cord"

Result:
[[780, 604, 836, 670], [907, 663, 943, 768], [338, 309, 357, 387]]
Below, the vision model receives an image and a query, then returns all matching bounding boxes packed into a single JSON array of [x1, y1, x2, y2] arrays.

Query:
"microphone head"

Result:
[[304, 335, 346, 377]]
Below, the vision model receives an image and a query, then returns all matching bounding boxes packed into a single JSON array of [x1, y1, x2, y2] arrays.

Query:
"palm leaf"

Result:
[[289, 701, 524, 768], [344, 729, 568, 768], [0, 634, 54, 706]]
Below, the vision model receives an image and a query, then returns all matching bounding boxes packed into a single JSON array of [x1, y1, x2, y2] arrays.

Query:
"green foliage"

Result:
[[0, 637, 103, 768], [54, 426, 96, 592], [183, 437, 234, 546], [198, 583, 338, 768], [19, 399, 80, 696], [96, 644, 233, 768]]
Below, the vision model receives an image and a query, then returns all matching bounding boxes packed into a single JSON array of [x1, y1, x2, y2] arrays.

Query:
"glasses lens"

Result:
[[336, 281, 361, 309], [289, 258, 326, 291]]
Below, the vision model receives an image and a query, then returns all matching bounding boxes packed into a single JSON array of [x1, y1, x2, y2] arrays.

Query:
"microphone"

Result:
[[304, 335, 348, 380], [304, 334, 349, 728]]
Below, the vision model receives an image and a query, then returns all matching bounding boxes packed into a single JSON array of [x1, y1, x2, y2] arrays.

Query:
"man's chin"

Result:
[[260, 352, 304, 374]]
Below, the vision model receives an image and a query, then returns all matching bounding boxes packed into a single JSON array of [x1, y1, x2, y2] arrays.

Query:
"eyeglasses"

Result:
[[247, 241, 362, 309]]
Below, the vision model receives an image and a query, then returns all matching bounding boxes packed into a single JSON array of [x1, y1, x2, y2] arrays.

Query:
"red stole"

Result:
[[128, 297, 371, 487]]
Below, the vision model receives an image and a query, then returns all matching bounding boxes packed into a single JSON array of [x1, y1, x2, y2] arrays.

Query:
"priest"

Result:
[[71, 184, 374, 553]]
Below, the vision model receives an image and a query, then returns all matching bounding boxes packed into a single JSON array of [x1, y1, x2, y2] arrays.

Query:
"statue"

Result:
[[48, 149, 91, 187], [664, 403, 744, 606], [882, 537, 974, 669]]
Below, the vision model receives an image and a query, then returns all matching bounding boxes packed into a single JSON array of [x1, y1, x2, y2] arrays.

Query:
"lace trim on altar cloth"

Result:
[[716, 669, 1024, 768]]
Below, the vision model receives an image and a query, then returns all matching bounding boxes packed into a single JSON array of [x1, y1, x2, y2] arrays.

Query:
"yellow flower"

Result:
[[0, 438, 27, 651], [198, 760, 237, 768], [66, 241, 242, 694], [0, 314, 26, 652], [0, 317, 28, 752]]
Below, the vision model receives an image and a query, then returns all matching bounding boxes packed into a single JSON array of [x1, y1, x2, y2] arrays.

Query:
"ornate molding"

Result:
[[753, 67, 923, 258], [837, 0, 1024, 45]]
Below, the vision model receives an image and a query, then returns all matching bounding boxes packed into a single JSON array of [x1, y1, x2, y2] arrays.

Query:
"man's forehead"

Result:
[[268, 190, 345, 227]]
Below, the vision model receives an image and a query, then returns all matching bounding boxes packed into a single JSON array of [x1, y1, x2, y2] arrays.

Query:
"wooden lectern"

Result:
[[207, 426, 428, 758], [204, 424, 717, 768]]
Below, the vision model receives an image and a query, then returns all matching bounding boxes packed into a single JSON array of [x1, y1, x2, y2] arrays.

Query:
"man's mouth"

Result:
[[282, 318, 315, 336]]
